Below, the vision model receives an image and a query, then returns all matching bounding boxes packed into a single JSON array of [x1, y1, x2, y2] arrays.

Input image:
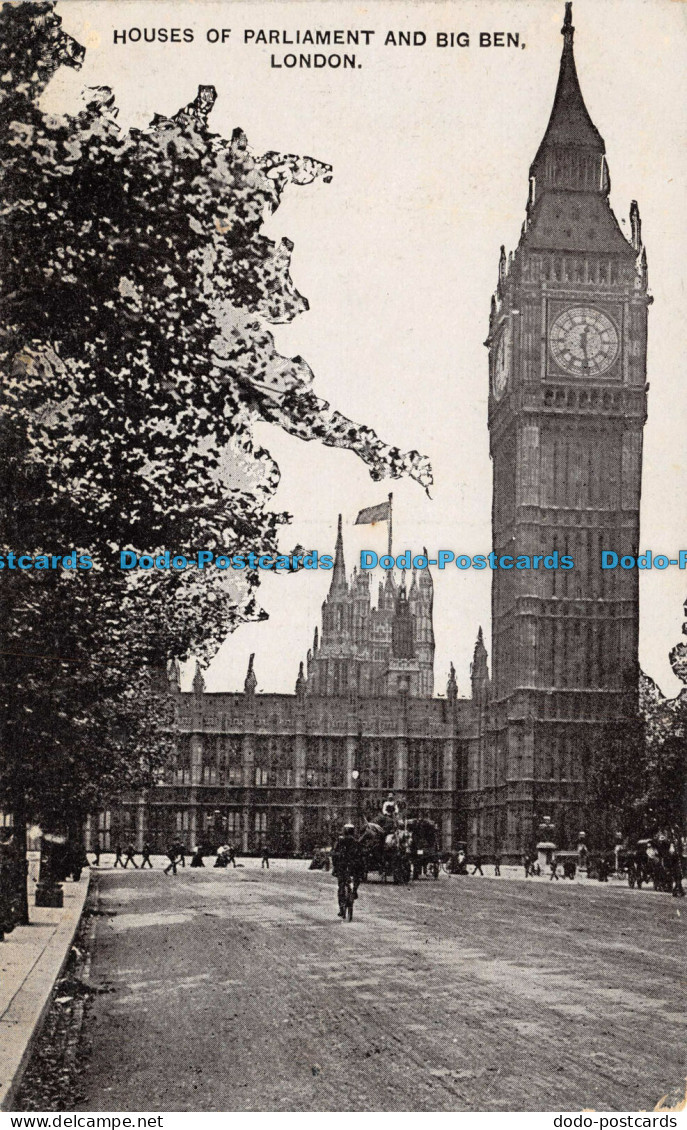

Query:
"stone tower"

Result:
[[305, 517, 434, 697], [481, 3, 650, 855]]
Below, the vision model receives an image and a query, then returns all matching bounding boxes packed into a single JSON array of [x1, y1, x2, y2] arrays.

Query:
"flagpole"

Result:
[[388, 493, 393, 557]]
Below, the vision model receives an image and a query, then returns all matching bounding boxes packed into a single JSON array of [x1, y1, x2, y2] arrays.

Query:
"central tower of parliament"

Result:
[[99, 5, 649, 860]]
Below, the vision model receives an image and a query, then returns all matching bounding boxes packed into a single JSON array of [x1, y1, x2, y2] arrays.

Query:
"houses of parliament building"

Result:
[[97, 5, 649, 860]]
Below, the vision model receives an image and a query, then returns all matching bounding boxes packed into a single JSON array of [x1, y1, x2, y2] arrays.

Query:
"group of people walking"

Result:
[[90, 841, 271, 873], [90, 841, 154, 869]]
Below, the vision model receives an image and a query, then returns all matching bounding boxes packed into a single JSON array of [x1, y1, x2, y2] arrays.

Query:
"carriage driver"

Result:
[[331, 824, 365, 918]]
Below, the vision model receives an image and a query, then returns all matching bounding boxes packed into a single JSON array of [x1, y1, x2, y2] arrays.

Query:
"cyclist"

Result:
[[332, 824, 364, 918]]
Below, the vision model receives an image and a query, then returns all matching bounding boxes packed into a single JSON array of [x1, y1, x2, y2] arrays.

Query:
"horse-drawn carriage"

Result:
[[357, 814, 442, 884], [359, 820, 412, 884], [407, 818, 441, 880], [620, 836, 684, 895]]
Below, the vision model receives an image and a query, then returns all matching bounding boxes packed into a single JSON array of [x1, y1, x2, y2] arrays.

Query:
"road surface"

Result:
[[73, 861, 685, 1112]]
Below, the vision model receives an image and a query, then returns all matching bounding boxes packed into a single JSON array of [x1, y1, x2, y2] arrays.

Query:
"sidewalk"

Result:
[[0, 871, 91, 1111]]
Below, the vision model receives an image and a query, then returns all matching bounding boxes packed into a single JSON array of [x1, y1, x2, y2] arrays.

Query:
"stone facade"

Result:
[[92, 522, 481, 856], [95, 7, 645, 862]]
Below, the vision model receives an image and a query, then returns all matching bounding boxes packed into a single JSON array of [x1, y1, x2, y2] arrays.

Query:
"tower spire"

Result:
[[329, 513, 347, 594], [471, 627, 489, 682], [192, 660, 205, 696], [244, 653, 257, 696], [447, 662, 458, 702], [530, 2, 605, 195]]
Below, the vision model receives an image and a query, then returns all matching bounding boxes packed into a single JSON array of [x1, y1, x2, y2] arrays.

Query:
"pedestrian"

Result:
[[163, 845, 178, 875], [113, 842, 125, 868], [522, 852, 530, 878], [332, 824, 365, 918], [471, 854, 484, 876], [190, 846, 205, 868], [140, 841, 153, 869], [494, 852, 502, 877], [549, 855, 559, 880], [91, 844, 101, 867], [123, 841, 139, 869], [261, 843, 270, 870], [174, 839, 186, 868], [226, 844, 236, 868]]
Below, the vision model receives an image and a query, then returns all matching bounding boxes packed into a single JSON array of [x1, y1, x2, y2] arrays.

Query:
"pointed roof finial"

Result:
[[447, 662, 458, 701], [296, 660, 307, 697], [630, 200, 642, 252], [329, 513, 347, 595], [244, 652, 257, 696], [563, 1, 573, 40], [419, 547, 433, 588], [471, 628, 489, 684], [192, 660, 205, 696]]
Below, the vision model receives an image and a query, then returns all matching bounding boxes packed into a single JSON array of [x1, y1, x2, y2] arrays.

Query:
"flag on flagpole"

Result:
[[354, 501, 391, 525]]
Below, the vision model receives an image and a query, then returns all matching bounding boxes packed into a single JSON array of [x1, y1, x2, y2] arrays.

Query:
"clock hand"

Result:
[[579, 327, 590, 366]]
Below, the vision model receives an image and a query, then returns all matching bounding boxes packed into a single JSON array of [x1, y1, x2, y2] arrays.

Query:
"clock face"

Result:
[[493, 322, 511, 400], [549, 307, 619, 377]]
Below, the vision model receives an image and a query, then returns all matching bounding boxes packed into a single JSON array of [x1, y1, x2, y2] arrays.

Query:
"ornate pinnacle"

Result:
[[244, 653, 257, 695], [562, 2, 573, 40]]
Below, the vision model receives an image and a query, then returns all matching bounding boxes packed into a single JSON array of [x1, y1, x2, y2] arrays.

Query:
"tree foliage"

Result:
[[0, 2, 432, 834]]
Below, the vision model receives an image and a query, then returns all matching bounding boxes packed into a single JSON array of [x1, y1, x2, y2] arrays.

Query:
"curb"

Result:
[[0, 872, 92, 1111]]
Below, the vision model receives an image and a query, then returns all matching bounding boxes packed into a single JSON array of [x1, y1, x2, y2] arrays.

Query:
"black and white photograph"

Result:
[[0, 0, 685, 1119]]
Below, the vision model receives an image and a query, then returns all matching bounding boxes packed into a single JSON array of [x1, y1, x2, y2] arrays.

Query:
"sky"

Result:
[[46, 0, 687, 697]]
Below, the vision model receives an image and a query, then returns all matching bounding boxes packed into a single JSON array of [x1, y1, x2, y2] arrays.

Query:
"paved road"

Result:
[[76, 861, 686, 1112]]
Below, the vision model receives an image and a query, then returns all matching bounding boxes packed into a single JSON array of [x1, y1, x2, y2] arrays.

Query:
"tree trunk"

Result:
[[12, 797, 29, 926]]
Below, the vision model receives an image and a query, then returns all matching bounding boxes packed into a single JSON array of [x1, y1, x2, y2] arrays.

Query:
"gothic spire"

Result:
[[419, 547, 433, 589], [328, 513, 347, 595], [244, 653, 257, 696], [192, 660, 205, 696], [167, 658, 182, 692], [447, 662, 458, 702], [471, 627, 489, 685], [530, 3, 606, 195], [630, 199, 642, 252]]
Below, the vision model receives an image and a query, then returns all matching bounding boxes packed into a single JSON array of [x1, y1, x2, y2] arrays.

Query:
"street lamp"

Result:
[[351, 769, 361, 831], [213, 808, 225, 849]]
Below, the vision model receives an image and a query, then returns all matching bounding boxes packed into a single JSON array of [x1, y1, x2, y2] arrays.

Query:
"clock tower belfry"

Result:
[[480, 3, 650, 857]]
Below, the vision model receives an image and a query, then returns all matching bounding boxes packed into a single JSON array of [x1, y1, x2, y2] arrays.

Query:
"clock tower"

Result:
[[480, 3, 650, 857]]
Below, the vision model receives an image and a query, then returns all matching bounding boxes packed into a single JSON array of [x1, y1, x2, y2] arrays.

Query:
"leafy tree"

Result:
[[0, 2, 431, 916], [641, 611, 687, 836]]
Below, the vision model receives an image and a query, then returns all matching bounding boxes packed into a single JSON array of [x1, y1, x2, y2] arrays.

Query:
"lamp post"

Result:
[[213, 808, 226, 851], [351, 769, 361, 832]]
